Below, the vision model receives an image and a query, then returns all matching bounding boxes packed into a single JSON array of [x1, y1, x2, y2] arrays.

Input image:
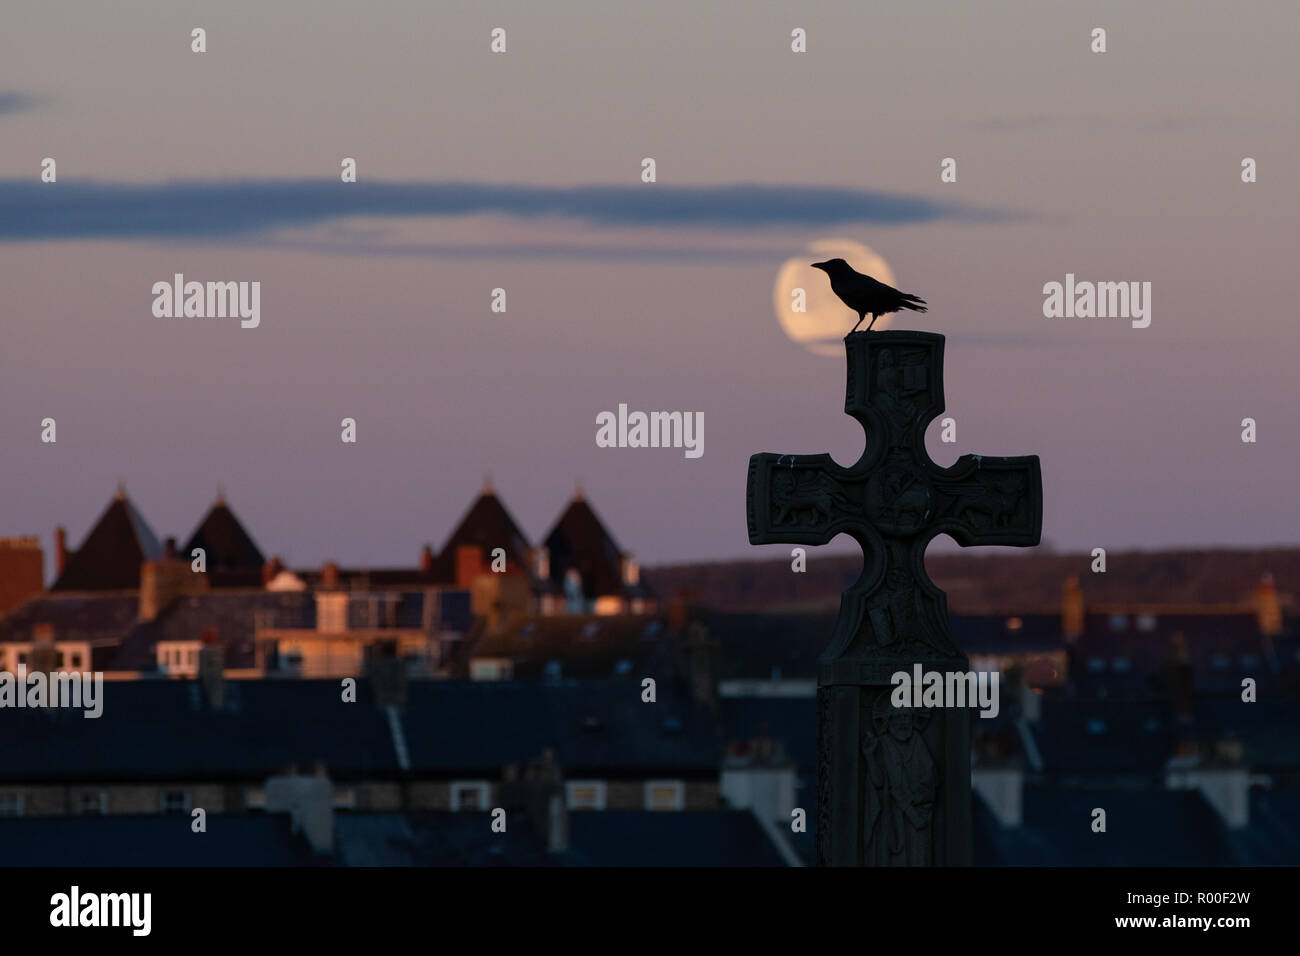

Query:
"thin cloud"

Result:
[[0, 180, 1015, 242], [0, 92, 41, 115]]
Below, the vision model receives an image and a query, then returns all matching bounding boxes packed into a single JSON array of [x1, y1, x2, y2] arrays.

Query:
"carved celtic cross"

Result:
[[746, 330, 1042, 865]]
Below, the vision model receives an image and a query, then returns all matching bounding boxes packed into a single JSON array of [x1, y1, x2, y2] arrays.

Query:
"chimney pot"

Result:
[[54, 526, 68, 576]]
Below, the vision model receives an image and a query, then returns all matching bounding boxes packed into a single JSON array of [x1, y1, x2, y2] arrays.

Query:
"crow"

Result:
[[811, 259, 928, 333]]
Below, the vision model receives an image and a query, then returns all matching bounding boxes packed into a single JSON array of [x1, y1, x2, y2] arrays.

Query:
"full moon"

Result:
[[773, 239, 896, 356]]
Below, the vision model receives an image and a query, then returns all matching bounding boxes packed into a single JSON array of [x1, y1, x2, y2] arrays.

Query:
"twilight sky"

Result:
[[2, 0, 1298, 580]]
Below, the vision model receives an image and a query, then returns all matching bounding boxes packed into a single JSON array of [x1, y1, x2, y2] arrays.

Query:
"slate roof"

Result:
[[1027, 696, 1176, 781], [543, 494, 647, 600], [51, 492, 163, 591], [183, 498, 264, 573], [472, 613, 678, 680], [719, 697, 816, 775], [293, 567, 438, 590], [432, 488, 533, 584], [0, 592, 140, 649], [1189, 696, 1300, 773], [335, 810, 787, 866], [973, 787, 1235, 865], [119, 589, 317, 670], [951, 614, 1062, 654], [694, 609, 833, 681], [1226, 791, 1300, 864], [0, 679, 399, 783], [563, 810, 787, 866], [0, 678, 719, 783], [1068, 611, 1282, 696], [336, 812, 551, 866], [0, 814, 322, 867], [399, 679, 721, 777]]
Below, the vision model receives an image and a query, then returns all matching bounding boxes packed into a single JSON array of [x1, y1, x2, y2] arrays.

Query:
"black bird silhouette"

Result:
[[811, 259, 928, 333]]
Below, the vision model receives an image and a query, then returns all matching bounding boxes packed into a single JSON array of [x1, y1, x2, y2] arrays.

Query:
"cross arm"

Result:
[[927, 454, 1042, 548], [747, 452, 865, 547]]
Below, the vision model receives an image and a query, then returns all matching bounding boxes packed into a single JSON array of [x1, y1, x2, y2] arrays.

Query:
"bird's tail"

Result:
[[899, 293, 928, 313]]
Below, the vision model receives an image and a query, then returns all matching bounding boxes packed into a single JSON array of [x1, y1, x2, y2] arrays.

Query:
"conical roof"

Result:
[[433, 486, 532, 581], [544, 493, 625, 599], [52, 489, 163, 591], [183, 496, 265, 572]]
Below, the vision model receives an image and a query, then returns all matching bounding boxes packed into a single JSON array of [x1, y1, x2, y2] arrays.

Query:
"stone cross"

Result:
[[746, 330, 1042, 865]]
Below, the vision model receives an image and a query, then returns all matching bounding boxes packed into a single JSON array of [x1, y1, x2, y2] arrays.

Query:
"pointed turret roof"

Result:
[[183, 493, 265, 573], [543, 493, 626, 600], [51, 488, 163, 591], [432, 485, 533, 582]]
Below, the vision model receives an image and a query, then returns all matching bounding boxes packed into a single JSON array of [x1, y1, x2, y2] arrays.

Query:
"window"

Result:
[[469, 658, 512, 681], [565, 781, 606, 811], [1086, 657, 1105, 673], [644, 780, 685, 811], [1108, 615, 1128, 631], [1085, 719, 1107, 735], [1136, 614, 1157, 631], [70, 653, 82, 668], [1241, 654, 1259, 668], [77, 792, 107, 815], [1112, 658, 1131, 673], [159, 790, 190, 814], [451, 782, 490, 812], [0, 793, 23, 817]]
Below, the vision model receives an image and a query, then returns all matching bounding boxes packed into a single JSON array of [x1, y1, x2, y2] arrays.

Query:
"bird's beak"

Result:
[[811, 261, 827, 271]]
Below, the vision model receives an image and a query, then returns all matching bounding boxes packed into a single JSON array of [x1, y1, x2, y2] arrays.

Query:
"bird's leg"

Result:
[[849, 313, 865, 334], [866, 314, 877, 331]]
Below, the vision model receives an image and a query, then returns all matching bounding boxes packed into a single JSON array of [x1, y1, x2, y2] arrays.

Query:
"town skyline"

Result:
[[4, 1, 1297, 573]]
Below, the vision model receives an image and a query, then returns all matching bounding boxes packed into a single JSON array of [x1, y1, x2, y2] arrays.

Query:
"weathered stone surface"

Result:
[[747, 330, 1042, 865]]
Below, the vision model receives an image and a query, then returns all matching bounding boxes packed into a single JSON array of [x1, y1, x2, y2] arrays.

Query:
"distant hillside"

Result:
[[644, 548, 1300, 612]]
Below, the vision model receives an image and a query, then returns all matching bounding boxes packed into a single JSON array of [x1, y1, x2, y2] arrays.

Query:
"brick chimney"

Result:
[[54, 526, 68, 577], [320, 561, 341, 591], [1062, 576, 1085, 642], [455, 545, 485, 588], [1253, 573, 1283, 638], [262, 555, 285, 586], [419, 544, 434, 575], [0, 537, 45, 617], [139, 544, 206, 622], [198, 626, 225, 709]]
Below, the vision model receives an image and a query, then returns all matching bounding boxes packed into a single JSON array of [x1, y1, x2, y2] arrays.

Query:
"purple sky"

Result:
[[3, 1, 1298, 581]]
